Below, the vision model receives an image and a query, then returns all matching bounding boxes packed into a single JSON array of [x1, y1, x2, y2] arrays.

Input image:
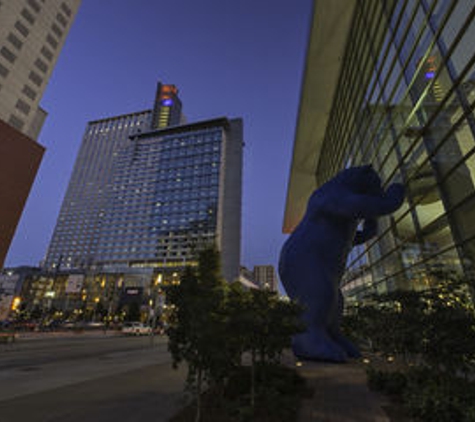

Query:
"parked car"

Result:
[[62, 321, 76, 329], [85, 321, 105, 329], [122, 322, 152, 336]]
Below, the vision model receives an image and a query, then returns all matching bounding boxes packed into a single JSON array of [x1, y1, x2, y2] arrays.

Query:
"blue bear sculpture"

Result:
[[279, 166, 404, 362]]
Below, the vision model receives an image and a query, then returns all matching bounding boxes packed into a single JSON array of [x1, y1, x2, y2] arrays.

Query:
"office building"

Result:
[[45, 83, 243, 282], [238, 267, 259, 290], [253, 265, 278, 291], [284, 1, 475, 302], [0, 0, 81, 267]]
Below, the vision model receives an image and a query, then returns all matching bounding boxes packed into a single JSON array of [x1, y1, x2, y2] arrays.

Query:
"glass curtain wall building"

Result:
[[44, 82, 243, 283], [94, 118, 243, 283], [284, 0, 475, 302], [44, 110, 153, 269]]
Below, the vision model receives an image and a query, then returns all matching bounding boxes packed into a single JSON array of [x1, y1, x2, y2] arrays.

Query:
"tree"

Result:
[[166, 246, 230, 422], [167, 246, 304, 420], [95, 300, 107, 320], [226, 283, 304, 408], [30, 305, 43, 321], [126, 302, 141, 322]]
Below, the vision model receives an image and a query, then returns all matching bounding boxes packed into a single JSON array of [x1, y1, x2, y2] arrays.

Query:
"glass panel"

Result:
[[320, 1, 475, 300]]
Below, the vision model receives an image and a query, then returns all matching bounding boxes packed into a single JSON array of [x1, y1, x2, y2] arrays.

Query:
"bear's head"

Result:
[[333, 165, 384, 197]]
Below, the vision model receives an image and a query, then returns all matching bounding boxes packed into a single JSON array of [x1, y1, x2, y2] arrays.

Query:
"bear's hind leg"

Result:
[[292, 326, 348, 363], [329, 331, 361, 359]]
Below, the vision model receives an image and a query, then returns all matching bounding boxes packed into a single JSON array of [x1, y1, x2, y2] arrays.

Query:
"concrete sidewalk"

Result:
[[296, 360, 390, 422]]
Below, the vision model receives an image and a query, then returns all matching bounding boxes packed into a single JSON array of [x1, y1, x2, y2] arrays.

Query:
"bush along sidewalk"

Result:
[[366, 366, 475, 422], [170, 364, 310, 422], [342, 271, 475, 421], [166, 246, 306, 422]]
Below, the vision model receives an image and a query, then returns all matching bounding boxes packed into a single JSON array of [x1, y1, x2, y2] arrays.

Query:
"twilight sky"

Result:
[[6, 0, 313, 280]]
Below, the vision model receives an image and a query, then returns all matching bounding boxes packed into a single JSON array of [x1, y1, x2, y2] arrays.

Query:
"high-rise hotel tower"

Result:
[[45, 82, 243, 282], [0, 0, 81, 267]]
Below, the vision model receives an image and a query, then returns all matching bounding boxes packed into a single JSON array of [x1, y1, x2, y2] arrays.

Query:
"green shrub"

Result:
[[403, 380, 464, 422], [344, 273, 475, 371], [463, 405, 475, 422], [401, 368, 475, 422], [367, 365, 475, 421], [366, 367, 407, 395], [171, 364, 308, 422], [366, 367, 386, 391]]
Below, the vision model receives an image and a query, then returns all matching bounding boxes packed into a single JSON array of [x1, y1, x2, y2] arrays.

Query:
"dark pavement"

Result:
[[296, 360, 390, 422], [0, 334, 187, 422], [0, 334, 391, 422], [0, 361, 187, 422]]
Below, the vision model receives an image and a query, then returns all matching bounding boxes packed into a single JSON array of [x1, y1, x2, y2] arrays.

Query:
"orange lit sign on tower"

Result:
[[152, 82, 182, 129]]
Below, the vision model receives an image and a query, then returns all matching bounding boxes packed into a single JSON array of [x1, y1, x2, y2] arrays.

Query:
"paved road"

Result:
[[0, 332, 162, 371], [0, 334, 187, 422]]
